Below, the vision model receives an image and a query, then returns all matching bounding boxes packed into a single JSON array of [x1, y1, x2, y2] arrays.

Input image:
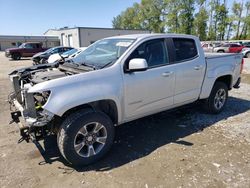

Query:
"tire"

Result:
[[203, 82, 228, 114], [57, 110, 115, 166], [41, 58, 48, 64], [246, 52, 250, 58], [217, 50, 225, 53], [12, 53, 21, 60]]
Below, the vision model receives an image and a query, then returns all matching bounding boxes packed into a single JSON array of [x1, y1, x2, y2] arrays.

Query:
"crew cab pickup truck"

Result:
[[5, 42, 48, 60], [8, 34, 243, 166]]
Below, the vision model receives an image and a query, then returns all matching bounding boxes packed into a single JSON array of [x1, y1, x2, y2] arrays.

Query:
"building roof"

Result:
[[44, 26, 149, 34], [0, 35, 59, 40]]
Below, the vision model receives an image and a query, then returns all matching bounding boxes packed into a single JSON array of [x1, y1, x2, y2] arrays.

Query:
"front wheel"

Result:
[[57, 110, 115, 166], [12, 53, 21, 60], [217, 50, 225, 53], [203, 82, 228, 114]]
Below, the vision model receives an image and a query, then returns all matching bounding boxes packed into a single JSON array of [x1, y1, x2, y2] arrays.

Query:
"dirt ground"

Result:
[[0, 52, 250, 188]]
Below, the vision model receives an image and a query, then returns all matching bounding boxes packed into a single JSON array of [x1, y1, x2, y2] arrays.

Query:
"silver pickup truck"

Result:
[[8, 34, 243, 166]]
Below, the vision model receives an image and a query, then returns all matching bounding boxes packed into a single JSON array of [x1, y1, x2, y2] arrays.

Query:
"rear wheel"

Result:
[[246, 52, 250, 58], [57, 110, 115, 166], [12, 53, 21, 60], [203, 82, 228, 114]]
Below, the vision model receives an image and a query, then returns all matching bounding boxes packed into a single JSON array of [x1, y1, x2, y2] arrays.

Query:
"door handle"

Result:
[[194, 65, 202, 70], [162, 71, 173, 77]]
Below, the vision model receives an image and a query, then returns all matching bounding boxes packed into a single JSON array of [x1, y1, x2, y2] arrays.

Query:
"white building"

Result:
[[44, 27, 150, 48], [0, 35, 60, 51]]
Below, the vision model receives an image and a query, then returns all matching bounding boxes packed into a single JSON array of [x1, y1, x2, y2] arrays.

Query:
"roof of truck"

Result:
[[106, 33, 198, 40]]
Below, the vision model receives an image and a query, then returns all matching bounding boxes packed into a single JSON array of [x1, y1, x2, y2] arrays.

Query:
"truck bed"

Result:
[[201, 52, 243, 99], [205, 52, 240, 59]]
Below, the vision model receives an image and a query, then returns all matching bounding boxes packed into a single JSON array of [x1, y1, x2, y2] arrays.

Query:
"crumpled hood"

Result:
[[9, 63, 57, 76]]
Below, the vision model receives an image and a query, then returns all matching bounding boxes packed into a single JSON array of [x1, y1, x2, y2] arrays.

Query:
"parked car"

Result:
[[32, 46, 74, 64], [202, 43, 214, 52], [213, 43, 245, 53], [5, 42, 48, 60], [229, 44, 245, 53], [242, 42, 250, 47], [241, 47, 250, 58], [8, 34, 243, 166], [47, 47, 87, 64]]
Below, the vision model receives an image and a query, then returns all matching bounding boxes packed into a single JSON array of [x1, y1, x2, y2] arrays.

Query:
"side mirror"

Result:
[[128, 58, 148, 72], [62, 54, 69, 58]]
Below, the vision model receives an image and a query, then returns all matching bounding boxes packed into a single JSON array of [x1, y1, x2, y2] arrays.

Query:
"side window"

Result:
[[50, 48, 59, 53], [127, 39, 169, 68], [231, 44, 240, 47], [25, 44, 34, 49], [172, 38, 198, 62]]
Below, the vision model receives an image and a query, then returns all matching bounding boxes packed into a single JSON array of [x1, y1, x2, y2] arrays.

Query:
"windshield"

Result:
[[62, 48, 77, 56], [44, 47, 56, 53], [18, 43, 25, 48], [72, 38, 135, 68]]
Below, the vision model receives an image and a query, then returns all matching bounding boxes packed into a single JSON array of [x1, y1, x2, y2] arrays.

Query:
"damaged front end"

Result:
[[8, 62, 92, 142], [8, 77, 54, 142], [8, 64, 58, 142]]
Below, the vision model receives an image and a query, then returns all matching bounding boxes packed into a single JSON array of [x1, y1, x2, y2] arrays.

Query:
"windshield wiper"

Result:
[[101, 58, 118, 69], [81, 62, 97, 70]]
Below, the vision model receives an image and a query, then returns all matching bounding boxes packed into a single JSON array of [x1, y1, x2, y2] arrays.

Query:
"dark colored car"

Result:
[[5, 42, 48, 60], [32, 46, 74, 64]]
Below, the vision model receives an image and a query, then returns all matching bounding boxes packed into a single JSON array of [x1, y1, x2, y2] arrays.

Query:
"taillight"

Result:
[[240, 58, 244, 74]]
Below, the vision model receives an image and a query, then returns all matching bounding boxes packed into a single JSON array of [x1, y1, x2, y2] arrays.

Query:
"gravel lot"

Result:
[[0, 52, 250, 188]]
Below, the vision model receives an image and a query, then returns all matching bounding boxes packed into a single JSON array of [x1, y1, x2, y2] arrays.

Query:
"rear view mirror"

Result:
[[128, 58, 148, 72]]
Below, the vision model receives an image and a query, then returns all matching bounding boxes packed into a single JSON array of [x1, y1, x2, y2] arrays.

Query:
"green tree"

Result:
[[112, 0, 165, 33], [216, 3, 228, 40], [240, 1, 250, 39], [139, 0, 165, 32], [232, 1, 244, 39], [194, 0, 208, 40], [112, 3, 142, 30], [178, 0, 195, 34], [164, 0, 181, 33], [207, 0, 217, 40]]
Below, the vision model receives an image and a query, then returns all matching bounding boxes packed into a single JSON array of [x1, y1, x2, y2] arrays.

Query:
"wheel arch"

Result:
[[59, 99, 119, 125], [214, 75, 232, 90], [200, 74, 233, 99]]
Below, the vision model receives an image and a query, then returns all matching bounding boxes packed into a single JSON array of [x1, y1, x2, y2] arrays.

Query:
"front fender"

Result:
[[43, 83, 122, 118], [28, 65, 123, 122]]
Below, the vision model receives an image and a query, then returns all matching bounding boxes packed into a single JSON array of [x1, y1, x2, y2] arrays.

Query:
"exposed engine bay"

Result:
[[8, 61, 95, 141]]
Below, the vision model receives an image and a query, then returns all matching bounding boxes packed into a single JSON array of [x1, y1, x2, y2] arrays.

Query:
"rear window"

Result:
[[222, 44, 230, 47], [172, 38, 198, 62], [231, 44, 241, 47]]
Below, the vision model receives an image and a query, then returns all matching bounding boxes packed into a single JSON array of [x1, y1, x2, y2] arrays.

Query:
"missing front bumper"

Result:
[[9, 98, 54, 142]]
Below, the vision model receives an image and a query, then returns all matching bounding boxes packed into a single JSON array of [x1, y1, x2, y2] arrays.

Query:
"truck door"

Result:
[[169, 38, 206, 104], [22, 43, 34, 57], [123, 38, 175, 120]]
